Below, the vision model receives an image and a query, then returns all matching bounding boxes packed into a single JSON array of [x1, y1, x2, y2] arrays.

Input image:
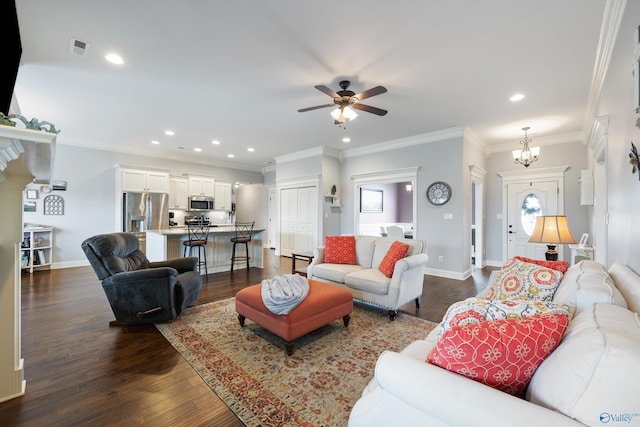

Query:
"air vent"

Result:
[[69, 37, 89, 57]]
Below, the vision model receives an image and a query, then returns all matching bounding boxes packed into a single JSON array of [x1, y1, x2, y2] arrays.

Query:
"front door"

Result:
[[507, 181, 558, 259]]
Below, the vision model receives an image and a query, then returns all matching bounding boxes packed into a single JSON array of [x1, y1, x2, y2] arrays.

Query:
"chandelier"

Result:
[[512, 126, 540, 167]]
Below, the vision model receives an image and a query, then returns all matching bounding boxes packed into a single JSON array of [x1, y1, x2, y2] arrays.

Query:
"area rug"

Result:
[[156, 298, 438, 427]]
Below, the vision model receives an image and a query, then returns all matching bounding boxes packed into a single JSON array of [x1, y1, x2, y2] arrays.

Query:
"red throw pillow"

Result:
[[378, 240, 410, 278], [427, 313, 568, 396], [324, 235, 356, 265], [513, 256, 569, 274]]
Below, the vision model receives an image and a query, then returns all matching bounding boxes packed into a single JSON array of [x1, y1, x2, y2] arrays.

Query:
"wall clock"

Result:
[[427, 181, 451, 205]]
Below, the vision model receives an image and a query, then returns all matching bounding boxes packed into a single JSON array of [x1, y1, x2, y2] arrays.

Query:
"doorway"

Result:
[[506, 181, 559, 259], [351, 167, 420, 239], [499, 167, 569, 262]]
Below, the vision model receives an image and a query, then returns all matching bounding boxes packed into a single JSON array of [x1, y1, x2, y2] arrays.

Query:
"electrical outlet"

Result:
[[438, 255, 444, 262]]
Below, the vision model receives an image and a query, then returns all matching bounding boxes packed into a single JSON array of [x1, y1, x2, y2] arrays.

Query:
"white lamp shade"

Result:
[[528, 216, 577, 244]]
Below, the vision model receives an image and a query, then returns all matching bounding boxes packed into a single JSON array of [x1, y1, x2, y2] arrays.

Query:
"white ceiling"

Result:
[[13, 1, 607, 171]]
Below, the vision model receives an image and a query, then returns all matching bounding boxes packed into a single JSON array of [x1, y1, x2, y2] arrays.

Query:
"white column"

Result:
[[0, 173, 32, 402]]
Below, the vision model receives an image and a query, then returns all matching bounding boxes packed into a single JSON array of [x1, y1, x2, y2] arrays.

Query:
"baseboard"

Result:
[[52, 260, 90, 269], [423, 267, 469, 281], [485, 259, 504, 268]]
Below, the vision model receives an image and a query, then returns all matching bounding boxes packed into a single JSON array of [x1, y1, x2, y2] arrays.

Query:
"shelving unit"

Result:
[[324, 194, 342, 208], [21, 227, 53, 274]]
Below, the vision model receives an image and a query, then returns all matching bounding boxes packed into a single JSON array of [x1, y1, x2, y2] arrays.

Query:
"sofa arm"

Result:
[[353, 351, 583, 427], [150, 256, 198, 274], [308, 247, 325, 277]]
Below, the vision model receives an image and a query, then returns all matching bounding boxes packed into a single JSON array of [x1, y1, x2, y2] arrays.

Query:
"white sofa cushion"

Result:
[[552, 260, 627, 314], [311, 263, 365, 283], [345, 268, 390, 295], [355, 236, 377, 268], [608, 262, 640, 313], [526, 303, 640, 426]]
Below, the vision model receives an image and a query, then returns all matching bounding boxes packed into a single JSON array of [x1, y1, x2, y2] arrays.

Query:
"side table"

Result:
[[291, 251, 314, 277], [568, 244, 594, 266]]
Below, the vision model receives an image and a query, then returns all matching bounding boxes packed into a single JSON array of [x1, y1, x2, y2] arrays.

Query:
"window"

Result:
[[520, 193, 541, 236]]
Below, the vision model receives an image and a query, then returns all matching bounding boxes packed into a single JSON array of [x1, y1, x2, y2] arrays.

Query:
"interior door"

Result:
[[296, 186, 318, 252], [280, 188, 298, 257], [507, 181, 558, 259]]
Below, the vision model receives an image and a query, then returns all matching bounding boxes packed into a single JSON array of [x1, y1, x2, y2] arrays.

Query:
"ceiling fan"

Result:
[[298, 80, 388, 125]]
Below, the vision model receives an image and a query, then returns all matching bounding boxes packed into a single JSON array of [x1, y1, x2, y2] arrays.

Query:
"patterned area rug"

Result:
[[156, 298, 438, 427]]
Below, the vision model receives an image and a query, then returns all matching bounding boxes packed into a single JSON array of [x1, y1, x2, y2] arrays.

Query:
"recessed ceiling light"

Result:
[[151, 140, 160, 145], [247, 147, 255, 152], [104, 53, 124, 65], [211, 140, 221, 145], [227, 154, 235, 158], [164, 130, 175, 136], [510, 93, 525, 102], [194, 148, 202, 152], [342, 137, 351, 143]]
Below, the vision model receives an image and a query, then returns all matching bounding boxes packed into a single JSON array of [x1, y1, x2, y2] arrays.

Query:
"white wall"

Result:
[[595, 0, 640, 271]]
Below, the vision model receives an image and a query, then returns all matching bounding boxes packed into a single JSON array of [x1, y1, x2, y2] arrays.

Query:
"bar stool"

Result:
[[183, 220, 210, 280], [230, 221, 254, 272]]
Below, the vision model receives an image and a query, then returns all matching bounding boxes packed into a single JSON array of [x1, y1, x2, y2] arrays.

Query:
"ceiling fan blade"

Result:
[[314, 85, 340, 98], [352, 103, 388, 116], [298, 103, 334, 112], [355, 86, 387, 101]]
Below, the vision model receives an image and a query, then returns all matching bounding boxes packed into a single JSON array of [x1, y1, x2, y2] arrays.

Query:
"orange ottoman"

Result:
[[235, 279, 353, 355]]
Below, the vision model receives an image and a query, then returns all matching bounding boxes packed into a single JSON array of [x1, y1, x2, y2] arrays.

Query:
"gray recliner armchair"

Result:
[[81, 232, 202, 325]]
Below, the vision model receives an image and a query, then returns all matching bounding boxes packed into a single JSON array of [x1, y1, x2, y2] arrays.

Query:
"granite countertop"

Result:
[[148, 226, 263, 236]]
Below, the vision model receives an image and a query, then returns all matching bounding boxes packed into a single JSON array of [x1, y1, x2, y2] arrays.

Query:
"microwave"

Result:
[[189, 196, 214, 211]]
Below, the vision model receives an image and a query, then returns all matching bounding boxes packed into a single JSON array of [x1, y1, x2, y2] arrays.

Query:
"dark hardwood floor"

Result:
[[1, 250, 494, 426]]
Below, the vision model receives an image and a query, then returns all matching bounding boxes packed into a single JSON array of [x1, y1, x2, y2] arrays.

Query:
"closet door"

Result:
[[297, 186, 318, 252], [280, 188, 298, 257]]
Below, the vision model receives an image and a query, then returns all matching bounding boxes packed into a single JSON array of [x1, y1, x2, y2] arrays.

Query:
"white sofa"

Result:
[[349, 261, 640, 427], [307, 236, 428, 320]]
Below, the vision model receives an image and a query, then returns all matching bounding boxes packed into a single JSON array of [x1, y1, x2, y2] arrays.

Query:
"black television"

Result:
[[1, 0, 22, 115]]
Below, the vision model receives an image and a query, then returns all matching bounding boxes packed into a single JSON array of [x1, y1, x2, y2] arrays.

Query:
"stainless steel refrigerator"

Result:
[[122, 192, 169, 253]]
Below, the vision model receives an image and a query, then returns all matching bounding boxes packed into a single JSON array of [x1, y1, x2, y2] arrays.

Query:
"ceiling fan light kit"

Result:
[[298, 80, 387, 126]]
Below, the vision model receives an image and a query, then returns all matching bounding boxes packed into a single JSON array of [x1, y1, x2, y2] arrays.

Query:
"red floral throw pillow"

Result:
[[427, 313, 568, 396], [513, 256, 570, 274], [324, 235, 356, 265], [378, 240, 410, 278]]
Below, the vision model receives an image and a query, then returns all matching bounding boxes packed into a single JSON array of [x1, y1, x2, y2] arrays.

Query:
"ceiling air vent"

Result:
[[69, 37, 89, 57]]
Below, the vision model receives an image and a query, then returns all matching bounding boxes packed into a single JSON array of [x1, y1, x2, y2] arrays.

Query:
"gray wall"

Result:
[[341, 135, 466, 273], [23, 144, 263, 266], [484, 140, 589, 265]]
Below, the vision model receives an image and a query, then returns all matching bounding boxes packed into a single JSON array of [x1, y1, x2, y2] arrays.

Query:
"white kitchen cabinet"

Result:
[[214, 181, 232, 211], [121, 168, 169, 193], [21, 227, 53, 274], [188, 176, 215, 197], [169, 177, 189, 209]]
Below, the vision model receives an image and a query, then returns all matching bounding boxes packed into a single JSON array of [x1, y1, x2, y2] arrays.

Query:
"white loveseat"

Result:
[[349, 260, 640, 427], [307, 236, 428, 320]]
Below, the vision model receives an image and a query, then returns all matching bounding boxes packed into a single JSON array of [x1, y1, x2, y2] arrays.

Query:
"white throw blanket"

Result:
[[261, 274, 310, 315]]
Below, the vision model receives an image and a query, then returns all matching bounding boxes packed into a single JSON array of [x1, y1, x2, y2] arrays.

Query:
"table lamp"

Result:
[[528, 215, 577, 261]]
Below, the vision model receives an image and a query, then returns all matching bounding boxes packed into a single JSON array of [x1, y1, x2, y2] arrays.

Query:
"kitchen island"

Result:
[[146, 226, 264, 274]]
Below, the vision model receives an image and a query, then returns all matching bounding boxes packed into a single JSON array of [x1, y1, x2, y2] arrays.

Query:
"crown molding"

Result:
[[342, 126, 465, 159], [486, 131, 586, 154], [274, 145, 341, 164], [583, 0, 627, 130]]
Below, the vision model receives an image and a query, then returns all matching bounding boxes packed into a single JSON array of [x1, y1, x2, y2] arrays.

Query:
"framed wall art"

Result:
[[360, 188, 383, 213]]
